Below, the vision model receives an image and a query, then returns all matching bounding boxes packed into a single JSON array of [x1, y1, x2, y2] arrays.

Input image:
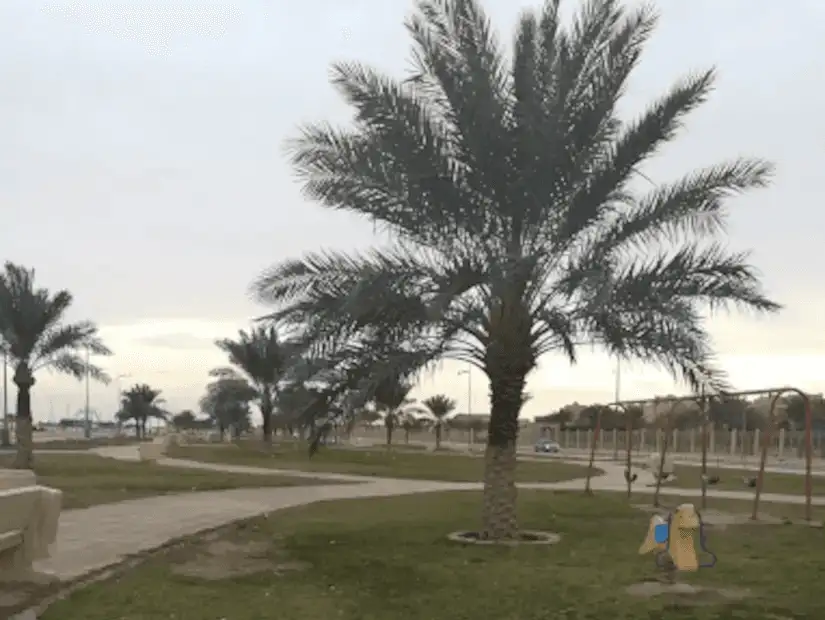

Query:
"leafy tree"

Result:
[[0, 262, 111, 467], [172, 410, 198, 430], [537, 407, 576, 429], [423, 394, 457, 449], [253, 0, 779, 538], [116, 384, 168, 438], [623, 406, 645, 430], [213, 326, 295, 444], [782, 394, 825, 431], [200, 375, 257, 440]]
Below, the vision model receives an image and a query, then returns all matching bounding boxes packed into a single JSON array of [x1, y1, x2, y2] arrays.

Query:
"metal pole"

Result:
[[699, 385, 708, 510], [467, 368, 472, 418], [467, 369, 472, 449], [741, 402, 747, 462], [84, 346, 91, 439], [614, 357, 621, 460], [1, 349, 8, 447]]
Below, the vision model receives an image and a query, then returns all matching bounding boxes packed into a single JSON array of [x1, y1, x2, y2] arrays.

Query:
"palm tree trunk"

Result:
[[435, 424, 442, 451], [261, 397, 274, 445], [480, 371, 525, 540], [386, 422, 393, 446], [12, 365, 35, 469]]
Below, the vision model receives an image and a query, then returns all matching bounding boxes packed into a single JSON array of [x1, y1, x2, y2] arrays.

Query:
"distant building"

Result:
[[450, 413, 490, 426]]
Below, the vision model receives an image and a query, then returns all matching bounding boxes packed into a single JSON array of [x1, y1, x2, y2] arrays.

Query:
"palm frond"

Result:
[[257, 0, 779, 427], [49, 353, 111, 384]]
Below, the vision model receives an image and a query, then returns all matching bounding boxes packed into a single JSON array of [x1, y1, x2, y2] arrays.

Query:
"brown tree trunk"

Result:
[[435, 424, 442, 450], [481, 378, 525, 538], [386, 420, 393, 446], [261, 390, 273, 445], [12, 365, 35, 469], [481, 296, 533, 539], [481, 440, 518, 538]]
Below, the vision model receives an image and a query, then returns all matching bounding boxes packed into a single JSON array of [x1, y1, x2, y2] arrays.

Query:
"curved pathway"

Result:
[[32, 445, 825, 582]]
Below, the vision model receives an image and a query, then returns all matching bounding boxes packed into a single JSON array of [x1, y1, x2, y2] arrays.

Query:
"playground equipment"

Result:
[[583, 386, 815, 522], [639, 503, 716, 582]]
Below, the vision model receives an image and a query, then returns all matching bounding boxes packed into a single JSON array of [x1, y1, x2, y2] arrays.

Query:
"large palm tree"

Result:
[[423, 394, 457, 450], [116, 383, 168, 438], [0, 263, 111, 468], [253, 0, 780, 539], [213, 326, 294, 444]]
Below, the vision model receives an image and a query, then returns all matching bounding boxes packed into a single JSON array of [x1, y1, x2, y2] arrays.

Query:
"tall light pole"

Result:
[[458, 367, 472, 447], [457, 367, 472, 416], [1, 348, 8, 447], [84, 346, 91, 439]]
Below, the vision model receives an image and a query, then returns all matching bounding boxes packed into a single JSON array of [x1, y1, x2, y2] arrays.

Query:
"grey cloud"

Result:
[[133, 333, 216, 350]]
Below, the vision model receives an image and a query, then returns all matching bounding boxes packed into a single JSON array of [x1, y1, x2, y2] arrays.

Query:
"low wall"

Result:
[[350, 424, 825, 459]]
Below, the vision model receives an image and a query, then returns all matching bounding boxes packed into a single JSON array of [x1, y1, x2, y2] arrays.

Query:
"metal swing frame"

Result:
[[582, 387, 815, 521]]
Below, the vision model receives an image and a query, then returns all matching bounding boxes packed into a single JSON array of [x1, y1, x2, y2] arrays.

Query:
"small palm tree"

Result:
[[0, 263, 111, 467], [423, 394, 457, 450], [213, 326, 295, 444], [254, 0, 780, 539], [399, 413, 426, 444], [373, 377, 416, 446], [116, 384, 168, 438]]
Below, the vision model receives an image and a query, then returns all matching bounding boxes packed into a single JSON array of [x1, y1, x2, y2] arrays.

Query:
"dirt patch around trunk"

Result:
[[447, 530, 560, 545], [169, 528, 310, 581], [626, 581, 750, 607]]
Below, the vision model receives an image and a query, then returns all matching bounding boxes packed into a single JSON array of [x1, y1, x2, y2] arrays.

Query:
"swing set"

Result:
[[583, 386, 816, 522]]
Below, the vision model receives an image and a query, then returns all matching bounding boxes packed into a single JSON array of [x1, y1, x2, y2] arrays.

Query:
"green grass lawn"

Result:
[[666, 464, 825, 496], [42, 490, 825, 620], [628, 491, 825, 523], [167, 444, 597, 483], [0, 454, 337, 509], [31, 436, 141, 450]]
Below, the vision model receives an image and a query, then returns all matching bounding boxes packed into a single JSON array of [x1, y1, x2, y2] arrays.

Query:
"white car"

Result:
[[534, 439, 561, 453]]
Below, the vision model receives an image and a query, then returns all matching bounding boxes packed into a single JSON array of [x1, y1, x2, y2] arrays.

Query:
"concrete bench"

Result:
[[138, 439, 165, 462], [0, 475, 62, 583], [0, 470, 36, 491]]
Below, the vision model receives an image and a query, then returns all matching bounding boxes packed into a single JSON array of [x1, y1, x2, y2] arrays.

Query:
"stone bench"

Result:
[[138, 439, 165, 462], [0, 472, 62, 583]]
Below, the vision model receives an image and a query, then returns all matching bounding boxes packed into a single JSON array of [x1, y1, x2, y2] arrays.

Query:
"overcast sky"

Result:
[[2, 0, 824, 422]]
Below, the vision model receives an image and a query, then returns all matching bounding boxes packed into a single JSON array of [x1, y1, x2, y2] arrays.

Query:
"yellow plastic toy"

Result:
[[638, 503, 716, 577]]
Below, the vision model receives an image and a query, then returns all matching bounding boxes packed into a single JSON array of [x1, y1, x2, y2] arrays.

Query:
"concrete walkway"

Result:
[[31, 445, 824, 582]]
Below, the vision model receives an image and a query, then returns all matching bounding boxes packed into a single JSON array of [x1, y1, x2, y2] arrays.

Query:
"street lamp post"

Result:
[[1, 349, 8, 447], [84, 347, 91, 439], [458, 367, 472, 447]]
